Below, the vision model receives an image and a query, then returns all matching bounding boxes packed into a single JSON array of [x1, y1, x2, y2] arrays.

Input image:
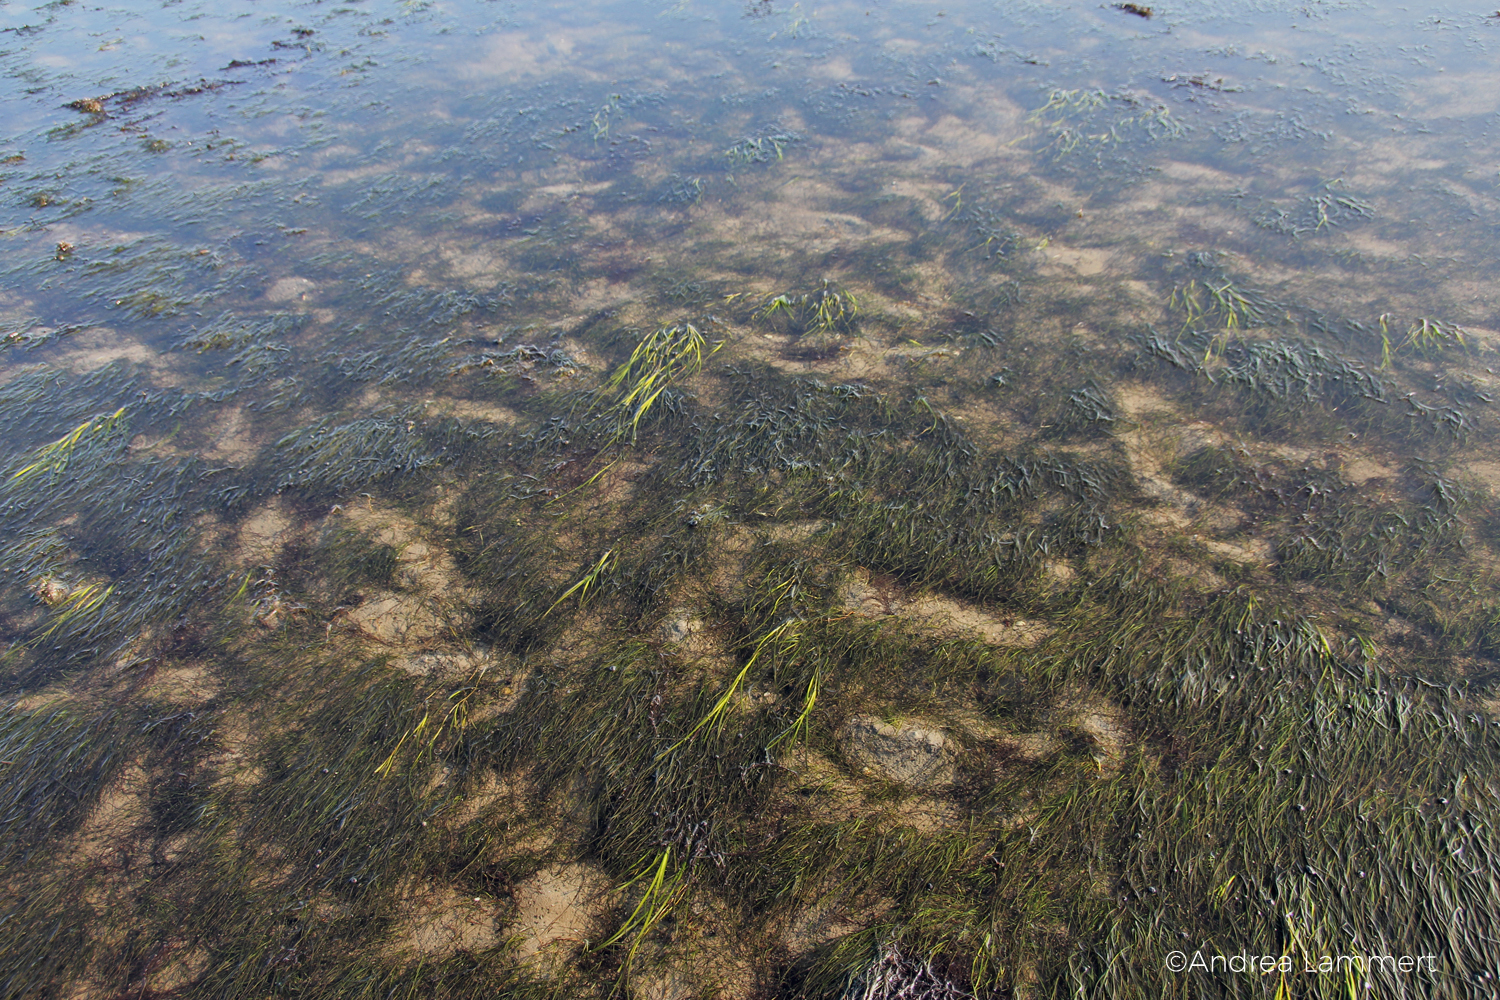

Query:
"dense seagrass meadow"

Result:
[[2, 0, 1500, 997]]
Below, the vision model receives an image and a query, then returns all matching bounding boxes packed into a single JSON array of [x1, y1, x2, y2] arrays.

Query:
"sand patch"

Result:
[[202, 405, 259, 465], [556, 336, 604, 372], [234, 499, 296, 566], [1459, 325, 1500, 350], [1115, 385, 1225, 506], [570, 276, 637, 314], [1043, 559, 1076, 588], [532, 608, 615, 675], [1336, 453, 1394, 485], [50, 327, 170, 375], [1069, 697, 1130, 768], [66, 763, 151, 871], [1267, 442, 1316, 465], [1466, 460, 1500, 494], [1202, 536, 1274, 566], [841, 568, 1049, 648], [1166, 555, 1226, 591], [1140, 505, 1191, 534], [1005, 731, 1060, 760], [336, 501, 477, 606], [763, 519, 827, 544], [778, 743, 963, 833], [264, 277, 316, 303], [429, 398, 520, 426], [508, 863, 610, 962], [143, 662, 219, 704], [885, 794, 965, 835], [445, 770, 524, 831], [9, 679, 73, 712], [126, 432, 187, 459], [144, 943, 211, 994], [1161, 160, 1240, 185], [389, 884, 499, 959], [589, 458, 653, 505], [393, 646, 495, 679], [706, 525, 762, 602], [203, 709, 261, 793], [340, 592, 447, 646], [627, 901, 757, 1000], [326, 507, 477, 648], [1125, 411, 1271, 570], [1113, 382, 1176, 421], [701, 173, 912, 261], [894, 112, 1024, 169], [658, 610, 699, 648], [1040, 244, 1114, 277], [779, 749, 866, 826], [442, 767, 591, 859], [884, 179, 952, 223], [905, 593, 1049, 648], [782, 893, 891, 955]]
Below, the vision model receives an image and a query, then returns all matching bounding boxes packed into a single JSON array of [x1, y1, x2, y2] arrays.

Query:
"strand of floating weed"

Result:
[[658, 619, 799, 757]]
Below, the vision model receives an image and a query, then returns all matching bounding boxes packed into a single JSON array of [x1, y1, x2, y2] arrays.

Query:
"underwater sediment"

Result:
[[2, 0, 1499, 997]]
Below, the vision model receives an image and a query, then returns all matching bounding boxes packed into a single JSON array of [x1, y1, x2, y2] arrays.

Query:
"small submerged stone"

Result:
[[841, 714, 955, 788], [395, 647, 493, 678], [31, 576, 75, 606], [660, 611, 703, 645]]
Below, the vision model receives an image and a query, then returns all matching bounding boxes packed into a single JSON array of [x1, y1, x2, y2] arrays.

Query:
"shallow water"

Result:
[[3, 0, 1499, 997]]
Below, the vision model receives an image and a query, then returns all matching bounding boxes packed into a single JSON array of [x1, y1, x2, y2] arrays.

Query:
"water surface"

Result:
[[2, 1, 1499, 997]]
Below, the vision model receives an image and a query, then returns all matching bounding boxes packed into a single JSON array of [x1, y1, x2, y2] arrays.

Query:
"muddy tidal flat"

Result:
[[3, 0, 1500, 997]]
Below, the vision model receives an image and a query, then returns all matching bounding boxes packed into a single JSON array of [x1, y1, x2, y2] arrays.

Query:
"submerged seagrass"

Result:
[[1, 0, 1499, 997]]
